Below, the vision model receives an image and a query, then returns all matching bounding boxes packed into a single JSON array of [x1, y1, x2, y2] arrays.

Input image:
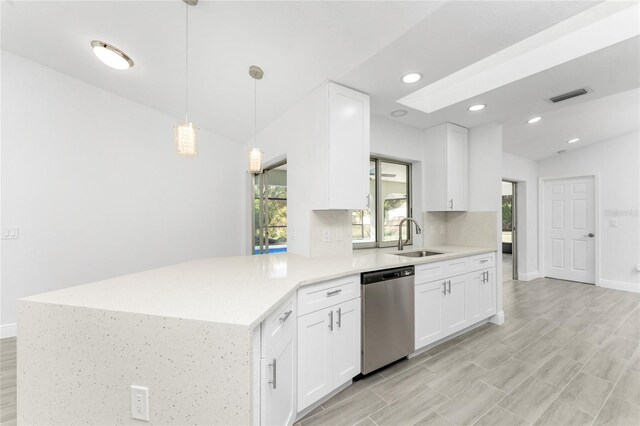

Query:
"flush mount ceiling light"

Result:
[[90, 41, 134, 70], [402, 73, 422, 84], [527, 116, 542, 124], [248, 65, 265, 174], [390, 109, 408, 117], [567, 138, 580, 144], [175, 0, 198, 157], [468, 104, 485, 111]]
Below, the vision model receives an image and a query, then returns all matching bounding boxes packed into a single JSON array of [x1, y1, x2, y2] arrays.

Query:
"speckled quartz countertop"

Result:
[[21, 245, 495, 329]]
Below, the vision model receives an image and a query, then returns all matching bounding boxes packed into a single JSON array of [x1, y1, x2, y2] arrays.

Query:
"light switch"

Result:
[[1, 228, 19, 240], [609, 220, 617, 228]]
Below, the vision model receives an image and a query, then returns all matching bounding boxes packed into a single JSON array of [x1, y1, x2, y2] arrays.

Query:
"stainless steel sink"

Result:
[[395, 250, 443, 258]]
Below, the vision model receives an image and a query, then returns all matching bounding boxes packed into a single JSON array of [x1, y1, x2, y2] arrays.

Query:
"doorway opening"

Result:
[[502, 181, 518, 282], [253, 162, 287, 255]]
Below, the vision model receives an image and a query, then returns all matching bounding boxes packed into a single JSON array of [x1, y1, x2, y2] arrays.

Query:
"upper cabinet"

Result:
[[423, 123, 468, 211], [311, 83, 370, 210]]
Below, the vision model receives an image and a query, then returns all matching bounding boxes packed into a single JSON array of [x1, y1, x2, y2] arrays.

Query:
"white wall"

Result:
[[1, 52, 245, 336], [502, 152, 539, 280], [538, 131, 640, 291], [468, 123, 504, 323]]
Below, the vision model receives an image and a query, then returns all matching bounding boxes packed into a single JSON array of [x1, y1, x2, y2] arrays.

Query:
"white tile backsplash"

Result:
[[422, 211, 498, 249], [309, 211, 353, 257]]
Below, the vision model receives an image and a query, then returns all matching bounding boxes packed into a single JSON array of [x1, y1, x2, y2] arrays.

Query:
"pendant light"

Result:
[[248, 65, 264, 174], [176, 0, 198, 157]]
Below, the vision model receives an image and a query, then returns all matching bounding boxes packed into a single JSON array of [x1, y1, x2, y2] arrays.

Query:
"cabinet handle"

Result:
[[268, 358, 277, 389], [278, 310, 293, 324], [449, 199, 454, 210], [447, 280, 451, 294], [366, 194, 371, 209], [327, 289, 342, 297], [480, 259, 489, 263], [337, 308, 342, 328], [442, 282, 447, 295], [328, 311, 334, 331]]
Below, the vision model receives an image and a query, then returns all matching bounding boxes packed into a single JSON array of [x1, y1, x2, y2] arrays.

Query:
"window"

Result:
[[353, 158, 412, 248]]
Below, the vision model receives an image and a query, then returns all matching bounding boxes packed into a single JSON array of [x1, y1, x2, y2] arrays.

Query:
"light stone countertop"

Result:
[[21, 245, 496, 329]]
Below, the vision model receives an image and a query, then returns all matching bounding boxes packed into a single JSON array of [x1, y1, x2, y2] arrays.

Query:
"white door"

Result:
[[331, 299, 361, 388], [297, 308, 332, 411], [446, 123, 469, 211], [442, 275, 468, 334], [263, 331, 296, 426], [415, 280, 445, 349], [480, 269, 496, 318], [466, 272, 483, 323], [544, 177, 596, 283]]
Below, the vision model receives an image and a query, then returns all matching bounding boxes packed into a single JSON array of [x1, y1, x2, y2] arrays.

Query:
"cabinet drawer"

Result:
[[298, 275, 360, 316], [469, 252, 496, 271], [415, 257, 470, 284], [415, 261, 447, 284], [263, 294, 296, 356], [445, 257, 469, 276]]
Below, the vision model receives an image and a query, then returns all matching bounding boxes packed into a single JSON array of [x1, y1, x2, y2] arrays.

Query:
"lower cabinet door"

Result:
[[332, 298, 361, 388], [442, 274, 468, 334], [415, 280, 445, 349], [297, 308, 333, 411], [481, 268, 496, 318], [263, 331, 296, 426], [466, 271, 483, 323]]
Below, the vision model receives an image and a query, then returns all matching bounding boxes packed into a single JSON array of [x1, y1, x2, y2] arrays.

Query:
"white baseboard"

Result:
[[490, 311, 505, 325], [598, 279, 640, 293], [517, 271, 539, 281], [1, 323, 17, 338]]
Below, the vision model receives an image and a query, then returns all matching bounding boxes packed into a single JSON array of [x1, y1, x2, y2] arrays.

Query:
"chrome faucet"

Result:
[[398, 218, 422, 251]]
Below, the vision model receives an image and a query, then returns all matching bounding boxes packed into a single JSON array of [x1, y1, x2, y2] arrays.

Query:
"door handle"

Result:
[[268, 358, 277, 389], [336, 308, 342, 328], [583, 233, 595, 238], [449, 199, 454, 210], [278, 310, 292, 324], [327, 289, 342, 297], [447, 280, 451, 294], [328, 311, 334, 331], [442, 282, 447, 295]]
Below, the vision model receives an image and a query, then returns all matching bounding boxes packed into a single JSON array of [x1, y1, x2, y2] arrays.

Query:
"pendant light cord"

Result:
[[185, 1, 189, 124], [254, 77, 257, 146]]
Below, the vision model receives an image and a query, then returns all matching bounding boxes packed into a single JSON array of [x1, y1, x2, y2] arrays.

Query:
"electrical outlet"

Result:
[[322, 229, 331, 242], [131, 385, 149, 421], [439, 224, 445, 235], [609, 220, 617, 228], [335, 228, 344, 242], [429, 225, 435, 235], [1, 228, 19, 240]]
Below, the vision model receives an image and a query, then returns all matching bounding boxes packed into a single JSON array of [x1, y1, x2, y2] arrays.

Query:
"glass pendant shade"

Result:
[[176, 122, 197, 157], [248, 148, 263, 173]]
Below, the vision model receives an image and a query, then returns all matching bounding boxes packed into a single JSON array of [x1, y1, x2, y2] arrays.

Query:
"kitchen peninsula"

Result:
[[18, 244, 499, 425]]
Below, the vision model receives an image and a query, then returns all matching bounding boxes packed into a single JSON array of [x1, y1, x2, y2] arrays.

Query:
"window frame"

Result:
[[353, 156, 413, 249]]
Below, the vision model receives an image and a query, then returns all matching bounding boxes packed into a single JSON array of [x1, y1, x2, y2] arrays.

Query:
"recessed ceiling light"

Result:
[[91, 40, 134, 70], [527, 116, 542, 124], [567, 138, 580, 144], [390, 109, 408, 117], [468, 104, 485, 111], [402, 73, 422, 84]]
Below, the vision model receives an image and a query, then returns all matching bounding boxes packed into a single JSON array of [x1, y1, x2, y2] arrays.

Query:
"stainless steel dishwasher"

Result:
[[361, 266, 415, 374]]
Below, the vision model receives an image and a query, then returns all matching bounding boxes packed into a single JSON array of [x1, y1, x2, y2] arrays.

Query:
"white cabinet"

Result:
[[261, 297, 297, 426], [312, 83, 370, 210], [415, 280, 444, 349], [423, 122, 469, 211], [442, 274, 468, 335], [297, 277, 361, 412], [415, 254, 497, 351]]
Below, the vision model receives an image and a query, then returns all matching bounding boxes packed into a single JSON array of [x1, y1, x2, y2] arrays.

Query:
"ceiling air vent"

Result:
[[547, 88, 591, 104]]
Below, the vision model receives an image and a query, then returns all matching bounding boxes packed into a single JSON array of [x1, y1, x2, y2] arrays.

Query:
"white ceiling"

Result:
[[0, 0, 442, 143], [2, 0, 637, 161]]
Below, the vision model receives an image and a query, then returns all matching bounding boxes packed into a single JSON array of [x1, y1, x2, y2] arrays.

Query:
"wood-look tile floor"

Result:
[[2, 278, 639, 426], [298, 278, 640, 426]]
